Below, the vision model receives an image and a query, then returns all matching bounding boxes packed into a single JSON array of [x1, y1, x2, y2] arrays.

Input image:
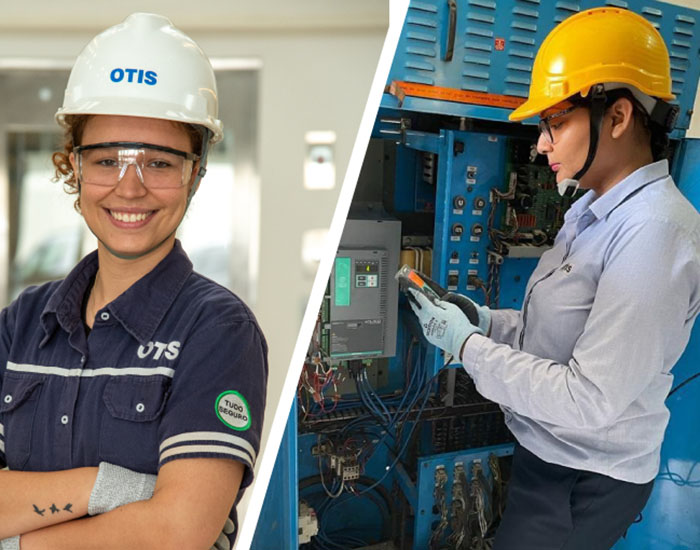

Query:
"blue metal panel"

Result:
[[392, 144, 437, 213], [430, 129, 508, 374], [388, 0, 700, 130], [414, 444, 514, 550], [497, 256, 538, 307], [250, 402, 298, 550], [675, 138, 700, 207]]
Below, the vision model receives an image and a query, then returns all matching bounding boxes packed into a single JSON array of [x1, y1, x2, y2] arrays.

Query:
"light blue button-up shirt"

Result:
[[461, 160, 700, 483]]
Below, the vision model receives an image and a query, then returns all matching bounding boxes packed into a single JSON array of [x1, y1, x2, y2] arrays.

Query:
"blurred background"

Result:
[[0, 0, 390, 539]]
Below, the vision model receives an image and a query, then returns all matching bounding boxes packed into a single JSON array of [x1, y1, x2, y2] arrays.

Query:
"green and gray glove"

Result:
[[408, 288, 483, 359]]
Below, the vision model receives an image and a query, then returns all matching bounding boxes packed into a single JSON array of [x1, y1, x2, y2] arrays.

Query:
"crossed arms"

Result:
[[0, 458, 243, 550]]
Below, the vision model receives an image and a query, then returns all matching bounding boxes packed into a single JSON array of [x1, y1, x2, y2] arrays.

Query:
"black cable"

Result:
[[299, 474, 396, 540], [668, 372, 700, 398]]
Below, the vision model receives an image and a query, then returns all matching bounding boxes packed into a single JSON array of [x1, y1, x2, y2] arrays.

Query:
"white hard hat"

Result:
[[56, 12, 223, 144]]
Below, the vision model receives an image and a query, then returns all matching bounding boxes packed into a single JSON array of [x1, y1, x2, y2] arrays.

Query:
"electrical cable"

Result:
[[358, 370, 439, 495], [647, 373, 700, 488], [318, 449, 344, 499], [657, 459, 700, 488], [299, 475, 395, 543], [667, 372, 700, 398]]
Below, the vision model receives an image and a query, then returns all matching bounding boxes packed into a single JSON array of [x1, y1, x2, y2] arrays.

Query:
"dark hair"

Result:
[[568, 88, 669, 161], [52, 115, 205, 212]]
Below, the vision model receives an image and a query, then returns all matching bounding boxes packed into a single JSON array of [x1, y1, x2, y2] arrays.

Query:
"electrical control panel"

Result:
[[413, 444, 513, 549], [251, 2, 700, 549], [330, 249, 391, 358], [328, 219, 401, 359]]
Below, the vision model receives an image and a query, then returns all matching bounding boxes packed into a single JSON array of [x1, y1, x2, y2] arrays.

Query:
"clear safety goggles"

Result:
[[538, 105, 578, 145], [74, 142, 199, 189]]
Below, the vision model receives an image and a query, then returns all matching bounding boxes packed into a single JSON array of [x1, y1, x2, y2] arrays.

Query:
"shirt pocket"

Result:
[[0, 373, 46, 469], [99, 376, 170, 473]]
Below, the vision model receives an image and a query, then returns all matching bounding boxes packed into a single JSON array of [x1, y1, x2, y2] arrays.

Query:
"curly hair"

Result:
[[52, 115, 90, 212], [52, 115, 206, 212]]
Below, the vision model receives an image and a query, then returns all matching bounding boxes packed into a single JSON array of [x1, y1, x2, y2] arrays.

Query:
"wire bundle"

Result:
[[299, 475, 395, 550]]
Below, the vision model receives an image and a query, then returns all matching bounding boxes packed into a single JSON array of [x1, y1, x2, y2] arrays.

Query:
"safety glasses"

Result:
[[538, 105, 578, 145], [74, 142, 199, 189]]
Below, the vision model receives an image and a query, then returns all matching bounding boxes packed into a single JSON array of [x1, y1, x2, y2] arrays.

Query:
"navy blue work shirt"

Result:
[[0, 240, 268, 541]]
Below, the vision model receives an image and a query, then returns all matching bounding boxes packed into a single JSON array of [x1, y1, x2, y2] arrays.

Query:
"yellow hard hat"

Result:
[[509, 7, 674, 121]]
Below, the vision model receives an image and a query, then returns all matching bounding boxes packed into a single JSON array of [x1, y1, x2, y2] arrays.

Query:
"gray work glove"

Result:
[[88, 462, 157, 515], [408, 289, 483, 359], [443, 292, 491, 335], [210, 518, 235, 550], [0, 536, 19, 550]]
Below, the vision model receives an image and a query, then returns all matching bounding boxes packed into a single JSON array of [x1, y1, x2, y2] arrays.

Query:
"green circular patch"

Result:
[[215, 390, 251, 431]]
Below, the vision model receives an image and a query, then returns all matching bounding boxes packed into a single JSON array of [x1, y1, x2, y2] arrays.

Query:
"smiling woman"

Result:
[[0, 12, 267, 550]]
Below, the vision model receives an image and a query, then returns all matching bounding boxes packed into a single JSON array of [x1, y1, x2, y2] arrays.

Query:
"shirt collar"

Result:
[[588, 160, 670, 220], [564, 189, 597, 223], [41, 240, 193, 345], [563, 160, 669, 226], [41, 250, 99, 340]]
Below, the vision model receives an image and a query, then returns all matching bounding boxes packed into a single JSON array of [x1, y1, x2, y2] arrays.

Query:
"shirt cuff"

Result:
[[460, 333, 490, 373], [488, 309, 518, 345]]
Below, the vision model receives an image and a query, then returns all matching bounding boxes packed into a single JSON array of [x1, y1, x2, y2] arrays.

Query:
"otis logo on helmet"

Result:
[[215, 391, 251, 431], [110, 68, 157, 86]]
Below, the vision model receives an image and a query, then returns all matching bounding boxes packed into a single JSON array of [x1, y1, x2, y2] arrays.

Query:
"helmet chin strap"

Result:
[[83, 129, 212, 261], [557, 84, 607, 198]]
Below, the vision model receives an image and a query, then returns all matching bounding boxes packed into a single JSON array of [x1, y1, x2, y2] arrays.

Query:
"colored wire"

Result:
[[657, 459, 700, 488], [358, 370, 439, 495]]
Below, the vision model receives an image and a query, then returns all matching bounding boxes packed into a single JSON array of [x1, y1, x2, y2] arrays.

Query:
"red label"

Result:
[[495, 38, 505, 51]]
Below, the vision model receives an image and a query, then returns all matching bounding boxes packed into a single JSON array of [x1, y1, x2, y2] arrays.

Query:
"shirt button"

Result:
[[135, 403, 145, 413], [100, 312, 110, 321], [60, 415, 69, 425], [3, 394, 12, 404], [80, 357, 86, 364]]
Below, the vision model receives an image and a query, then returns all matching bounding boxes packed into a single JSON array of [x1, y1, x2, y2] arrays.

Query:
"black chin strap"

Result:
[[572, 84, 607, 183], [558, 85, 607, 199]]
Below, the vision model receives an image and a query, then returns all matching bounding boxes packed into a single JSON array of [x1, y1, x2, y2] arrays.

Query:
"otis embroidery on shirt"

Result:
[[137, 340, 181, 360], [215, 391, 252, 431]]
